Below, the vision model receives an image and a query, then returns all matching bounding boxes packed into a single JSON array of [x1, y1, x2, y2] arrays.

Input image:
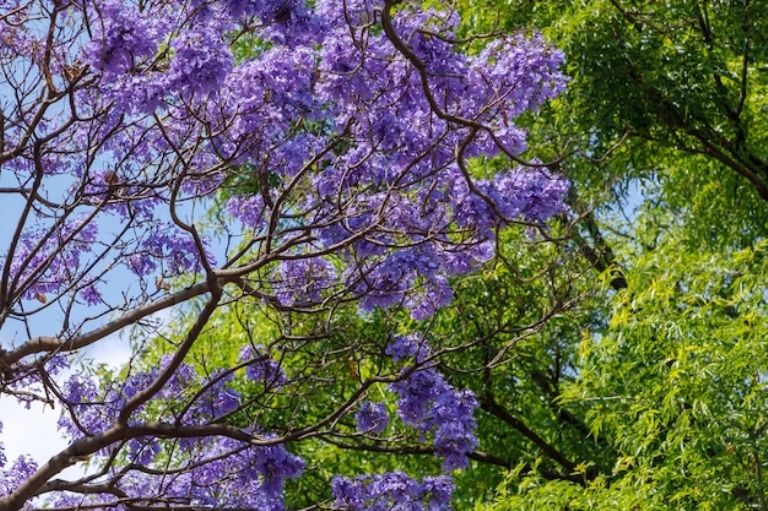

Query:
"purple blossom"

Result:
[[239, 346, 288, 389], [0, 456, 37, 498], [253, 0, 323, 46], [331, 472, 455, 511], [127, 438, 161, 466], [128, 226, 215, 277], [356, 401, 389, 435], [83, 0, 156, 77], [227, 195, 266, 228], [189, 370, 242, 420], [276, 257, 337, 306], [7, 216, 100, 300], [387, 339, 479, 471], [2, 0, 567, 321], [169, 28, 234, 97], [80, 285, 103, 306], [385, 335, 431, 364], [252, 442, 306, 499]]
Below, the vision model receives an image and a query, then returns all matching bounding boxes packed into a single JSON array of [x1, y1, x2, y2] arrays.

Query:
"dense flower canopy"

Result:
[[0, 0, 568, 509]]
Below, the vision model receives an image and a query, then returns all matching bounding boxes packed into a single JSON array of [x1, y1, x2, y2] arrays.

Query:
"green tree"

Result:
[[483, 232, 768, 510]]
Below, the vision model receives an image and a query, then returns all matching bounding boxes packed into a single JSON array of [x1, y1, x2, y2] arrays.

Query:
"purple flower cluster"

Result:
[[0, 455, 37, 499], [170, 27, 234, 97], [386, 334, 432, 364], [331, 472, 454, 511], [49, 356, 302, 509], [276, 257, 337, 306], [356, 401, 390, 435], [127, 224, 215, 277], [83, 0, 156, 77], [7, 215, 98, 301], [335, 336, 478, 510], [387, 337, 479, 471], [0, 422, 5, 469], [56, 348, 291, 442], [240, 345, 288, 389], [48, 436, 305, 511]]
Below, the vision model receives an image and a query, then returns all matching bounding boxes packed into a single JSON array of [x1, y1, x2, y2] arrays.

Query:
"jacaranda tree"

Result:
[[0, 0, 569, 509]]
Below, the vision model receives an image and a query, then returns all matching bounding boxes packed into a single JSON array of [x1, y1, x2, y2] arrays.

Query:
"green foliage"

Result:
[[485, 237, 768, 510]]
